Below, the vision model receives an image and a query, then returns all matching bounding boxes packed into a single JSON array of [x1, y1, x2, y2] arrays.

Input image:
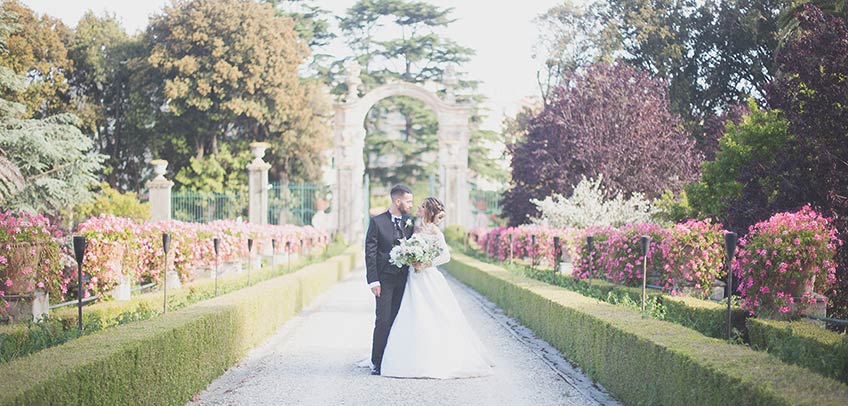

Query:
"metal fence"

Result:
[[470, 187, 502, 217], [268, 183, 325, 226], [171, 191, 247, 223]]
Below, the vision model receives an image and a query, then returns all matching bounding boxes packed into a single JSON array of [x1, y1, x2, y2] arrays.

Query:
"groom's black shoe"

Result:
[[371, 368, 381, 376]]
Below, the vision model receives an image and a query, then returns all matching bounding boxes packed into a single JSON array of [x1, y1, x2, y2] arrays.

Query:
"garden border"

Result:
[[443, 251, 848, 405], [0, 246, 359, 405]]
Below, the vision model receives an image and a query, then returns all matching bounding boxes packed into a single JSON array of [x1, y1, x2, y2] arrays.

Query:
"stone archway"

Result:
[[333, 62, 472, 242]]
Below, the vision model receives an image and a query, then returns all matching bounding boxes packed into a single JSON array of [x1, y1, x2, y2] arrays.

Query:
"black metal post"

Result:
[[640, 235, 651, 313], [72, 236, 86, 334], [509, 233, 514, 265], [162, 233, 171, 313], [247, 238, 254, 286], [213, 237, 220, 296], [587, 235, 595, 286], [553, 236, 561, 273], [725, 232, 738, 341], [286, 240, 292, 271], [271, 238, 277, 267], [531, 234, 537, 268], [494, 234, 500, 260]]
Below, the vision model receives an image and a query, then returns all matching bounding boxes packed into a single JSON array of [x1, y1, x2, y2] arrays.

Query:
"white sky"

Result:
[[22, 0, 567, 131]]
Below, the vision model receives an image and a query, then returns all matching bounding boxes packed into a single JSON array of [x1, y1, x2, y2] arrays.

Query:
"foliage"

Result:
[[503, 63, 701, 226], [531, 176, 657, 229], [748, 318, 848, 384], [0, 8, 104, 217], [74, 215, 331, 296], [733, 206, 840, 318], [443, 253, 848, 405], [0, 212, 66, 310], [652, 190, 693, 224], [661, 219, 726, 296], [75, 183, 150, 224], [767, 4, 848, 320], [173, 144, 251, 194], [443, 224, 466, 244], [534, 0, 785, 149], [0, 248, 357, 405], [0, 1, 73, 119], [686, 101, 793, 226]]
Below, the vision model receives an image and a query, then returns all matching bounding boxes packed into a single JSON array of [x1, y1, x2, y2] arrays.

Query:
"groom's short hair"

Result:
[[390, 184, 412, 199]]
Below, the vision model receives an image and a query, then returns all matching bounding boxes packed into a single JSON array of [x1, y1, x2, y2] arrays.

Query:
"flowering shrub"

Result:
[[477, 226, 576, 264], [603, 224, 667, 286], [733, 206, 840, 317], [661, 219, 726, 297], [571, 226, 613, 280], [0, 212, 66, 311], [73, 216, 331, 298], [531, 176, 657, 229]]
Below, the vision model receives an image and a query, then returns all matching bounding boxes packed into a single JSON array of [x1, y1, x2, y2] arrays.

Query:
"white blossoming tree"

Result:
[[531, 176, 657, 229]]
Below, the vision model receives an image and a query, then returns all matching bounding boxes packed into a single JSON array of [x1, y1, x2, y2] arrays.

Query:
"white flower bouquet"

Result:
[[389, 233, 442, 272]]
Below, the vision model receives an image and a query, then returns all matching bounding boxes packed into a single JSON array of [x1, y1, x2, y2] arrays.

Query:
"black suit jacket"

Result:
[[365, 211, 414, 285]]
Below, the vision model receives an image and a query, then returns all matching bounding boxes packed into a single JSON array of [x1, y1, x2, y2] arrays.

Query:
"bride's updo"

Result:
[[422, 197, 446, 225]]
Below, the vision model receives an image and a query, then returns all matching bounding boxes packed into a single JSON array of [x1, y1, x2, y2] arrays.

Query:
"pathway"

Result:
[[189, 263, 620, 406]]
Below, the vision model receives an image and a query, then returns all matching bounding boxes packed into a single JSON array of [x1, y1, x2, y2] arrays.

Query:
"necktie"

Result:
[[393, 218, 403, 239]]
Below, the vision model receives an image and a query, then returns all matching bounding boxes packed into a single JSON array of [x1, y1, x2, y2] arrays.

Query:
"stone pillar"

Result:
[[247, 142, 271, 225], [147, 160, 173, 221], [438, 108, 473, 229], [32, 289, 49, 322]]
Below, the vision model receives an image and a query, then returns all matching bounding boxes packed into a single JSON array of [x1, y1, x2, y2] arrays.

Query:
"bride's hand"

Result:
[[413, 262, 431, 270]]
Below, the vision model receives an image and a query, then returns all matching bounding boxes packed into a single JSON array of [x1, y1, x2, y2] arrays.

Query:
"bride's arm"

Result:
[[431, 231, 451, 267]]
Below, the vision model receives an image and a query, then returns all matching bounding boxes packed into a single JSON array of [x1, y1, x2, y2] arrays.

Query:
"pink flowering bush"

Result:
[[571, 226, 613, 280], [0, 212, 67, 311], [477, 226, 576, 264], [597, 223, 667, 286], [733, 206, 840, 318], [661, 219, 726, 297], [74, 217, 331, 297]]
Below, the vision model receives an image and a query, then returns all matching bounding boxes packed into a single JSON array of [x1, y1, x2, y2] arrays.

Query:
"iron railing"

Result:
[[171, 191, 247, 223]]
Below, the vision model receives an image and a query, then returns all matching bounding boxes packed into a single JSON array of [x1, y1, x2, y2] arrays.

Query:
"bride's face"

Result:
[[416, 204, 426, 220]]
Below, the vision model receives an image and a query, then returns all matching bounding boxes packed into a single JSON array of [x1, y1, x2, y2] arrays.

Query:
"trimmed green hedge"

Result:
[[444, 252, 848, 405], [523, 264, 749, 340], [748, 318, 848, 384], [0, 246, 359, 405], [0, 242, 346, 364]]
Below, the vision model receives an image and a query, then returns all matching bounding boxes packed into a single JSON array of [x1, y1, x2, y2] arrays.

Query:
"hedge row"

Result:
[[0, 246, 359, 405], [748, 318, 848, 384], [523, 266, 749, 340], [0, 242, 346, 364], [443, 252, 848, 405]]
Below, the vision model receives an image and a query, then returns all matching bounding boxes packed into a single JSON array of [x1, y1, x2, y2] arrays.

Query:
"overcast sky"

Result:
[[22, 0, 568, 130]]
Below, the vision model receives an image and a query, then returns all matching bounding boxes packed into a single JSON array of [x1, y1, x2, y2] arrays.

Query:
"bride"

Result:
[[379, 197, 493, 379]]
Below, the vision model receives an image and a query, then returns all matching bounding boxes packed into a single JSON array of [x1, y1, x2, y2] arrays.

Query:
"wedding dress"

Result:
[[380, 224, 493, 379]]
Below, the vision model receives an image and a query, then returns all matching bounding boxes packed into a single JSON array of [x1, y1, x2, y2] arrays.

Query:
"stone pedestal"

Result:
[[147, 160, 173, 221], [247, 142, 271, 225], [5, 290, 49, 323], [111, 274, 132, 301], [166, 270, 181, 290]]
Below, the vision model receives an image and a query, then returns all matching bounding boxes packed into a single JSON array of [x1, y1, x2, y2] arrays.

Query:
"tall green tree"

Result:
[[0, 7, 103, 217], [335, 0, 505, 188], [535, 0, 788, 150], [144, 0, 330, 185], [0, 0, 74, 119]]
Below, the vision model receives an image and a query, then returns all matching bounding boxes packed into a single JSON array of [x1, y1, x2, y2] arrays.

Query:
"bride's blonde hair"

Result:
[[421, 197, 446, 224]]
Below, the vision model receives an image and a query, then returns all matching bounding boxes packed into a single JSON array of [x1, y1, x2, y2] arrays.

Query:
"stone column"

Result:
[[247, 142, 271, 225], [438, 108, 473, 229], [147, 160, 173, 221]]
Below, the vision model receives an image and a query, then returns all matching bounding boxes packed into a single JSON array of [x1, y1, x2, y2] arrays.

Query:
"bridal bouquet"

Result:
[[389, 233, 442, 272]]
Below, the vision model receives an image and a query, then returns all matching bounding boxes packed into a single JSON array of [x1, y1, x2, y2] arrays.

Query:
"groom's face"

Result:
[[395, 193, 414, 215]]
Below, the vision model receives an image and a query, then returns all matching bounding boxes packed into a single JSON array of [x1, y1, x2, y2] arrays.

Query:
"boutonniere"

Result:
[[404, 218, 414, 229]]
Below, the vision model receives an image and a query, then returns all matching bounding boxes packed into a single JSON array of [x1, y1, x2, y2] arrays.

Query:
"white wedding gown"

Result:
[[380, 225, 493, 379]]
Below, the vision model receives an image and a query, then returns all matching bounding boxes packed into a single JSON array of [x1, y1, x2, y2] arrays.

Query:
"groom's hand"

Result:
[[371, 286, 381, 297]]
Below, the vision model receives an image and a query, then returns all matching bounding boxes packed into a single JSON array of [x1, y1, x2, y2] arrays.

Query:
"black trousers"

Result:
[[370, 270, 408, 369]]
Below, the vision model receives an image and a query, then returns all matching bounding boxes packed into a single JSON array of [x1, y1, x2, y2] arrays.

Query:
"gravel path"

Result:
[[188, 264, 620, 406]]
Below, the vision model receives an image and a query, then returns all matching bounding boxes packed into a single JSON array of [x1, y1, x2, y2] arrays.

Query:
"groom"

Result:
[[365, 184, 414, 375]]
